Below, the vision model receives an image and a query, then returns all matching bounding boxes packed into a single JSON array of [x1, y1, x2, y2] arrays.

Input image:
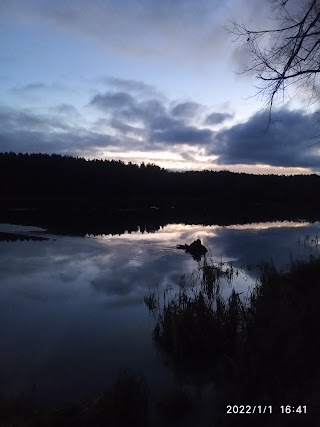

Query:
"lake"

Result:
[[0, 219, 319, 409]]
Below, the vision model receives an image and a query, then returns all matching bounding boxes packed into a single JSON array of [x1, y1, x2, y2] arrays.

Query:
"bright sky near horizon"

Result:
[[1, 0, 320, 174]]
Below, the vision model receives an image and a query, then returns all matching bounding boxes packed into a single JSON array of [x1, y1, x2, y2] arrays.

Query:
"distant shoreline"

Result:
[[2, 152, 320, 235], [1, 198, 319, 236]]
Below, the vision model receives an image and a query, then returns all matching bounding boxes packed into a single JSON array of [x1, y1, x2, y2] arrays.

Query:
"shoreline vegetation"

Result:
[[144, 253, 320, 426], [2, 154, 320, 204], [2, 252, 319, 426], [1, 152, 320, 235]]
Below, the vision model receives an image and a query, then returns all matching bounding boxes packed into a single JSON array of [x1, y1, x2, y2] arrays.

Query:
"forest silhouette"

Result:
[[1, 152, 320, 235]]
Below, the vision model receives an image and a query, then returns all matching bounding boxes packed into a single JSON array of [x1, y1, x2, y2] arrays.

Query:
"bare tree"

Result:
[[226, 0, 320, 123]]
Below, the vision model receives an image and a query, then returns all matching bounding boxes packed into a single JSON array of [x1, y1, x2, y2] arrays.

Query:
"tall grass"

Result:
[[144, 257, 246, 361], [145, 254, 320, 426]]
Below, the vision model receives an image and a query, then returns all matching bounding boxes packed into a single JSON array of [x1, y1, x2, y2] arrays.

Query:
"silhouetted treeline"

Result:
[[1, 152, 320, 207], [2, 152, 320, 234]]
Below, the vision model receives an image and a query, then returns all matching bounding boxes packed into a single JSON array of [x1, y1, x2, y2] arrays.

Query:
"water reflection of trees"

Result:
[[0, 232, 48, 242]]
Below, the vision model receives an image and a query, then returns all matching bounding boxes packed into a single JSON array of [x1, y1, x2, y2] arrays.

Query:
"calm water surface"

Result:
[[0, 220, 319, 407]]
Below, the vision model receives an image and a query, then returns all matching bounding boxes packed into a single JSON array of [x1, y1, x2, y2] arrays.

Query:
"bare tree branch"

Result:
[[225, 0, 320, 126]]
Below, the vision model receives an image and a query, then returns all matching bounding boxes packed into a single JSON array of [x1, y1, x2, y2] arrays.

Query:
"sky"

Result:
[[1, 0, 320, 174]]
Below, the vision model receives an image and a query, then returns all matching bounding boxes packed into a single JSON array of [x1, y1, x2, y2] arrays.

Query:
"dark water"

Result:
[[0, 220, 319, 407]]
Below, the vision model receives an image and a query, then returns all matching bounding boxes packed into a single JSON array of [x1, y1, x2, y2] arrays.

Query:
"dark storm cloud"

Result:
[[211, 109, 320, 169], [150, 115, 181, 131], [171, 102, 203, 118], [0, 79, 217, 158], [90, 90, 214, 146], [0, 106, 142, 156], [90, 92, 166, 123], [0, 107, 72, 132], [147, 107, 213, 145], [124, 99, 166, 123], [151, 126, 213, 144], [0, 127, 122, 156], [205, 112, 234, 125], [108, 118, 146, 138]]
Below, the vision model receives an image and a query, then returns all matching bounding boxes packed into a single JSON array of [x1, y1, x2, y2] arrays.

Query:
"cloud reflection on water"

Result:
[[0, 220, 319, 406]]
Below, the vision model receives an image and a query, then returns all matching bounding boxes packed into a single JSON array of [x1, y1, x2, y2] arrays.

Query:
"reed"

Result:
[[145, 257, 245, 361], [145, 255, 320, 426]]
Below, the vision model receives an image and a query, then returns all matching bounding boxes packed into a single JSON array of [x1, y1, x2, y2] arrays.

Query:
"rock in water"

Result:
[[176, 239, 207, 261]]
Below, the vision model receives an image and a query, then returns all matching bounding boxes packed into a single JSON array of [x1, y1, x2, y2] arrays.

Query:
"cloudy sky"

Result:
[[1, 0, 320, 173]]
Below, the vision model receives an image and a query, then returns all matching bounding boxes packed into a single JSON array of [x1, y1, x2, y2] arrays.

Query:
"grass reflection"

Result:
[[145, 256, 245, 361], [145, 254, 320, 425]]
